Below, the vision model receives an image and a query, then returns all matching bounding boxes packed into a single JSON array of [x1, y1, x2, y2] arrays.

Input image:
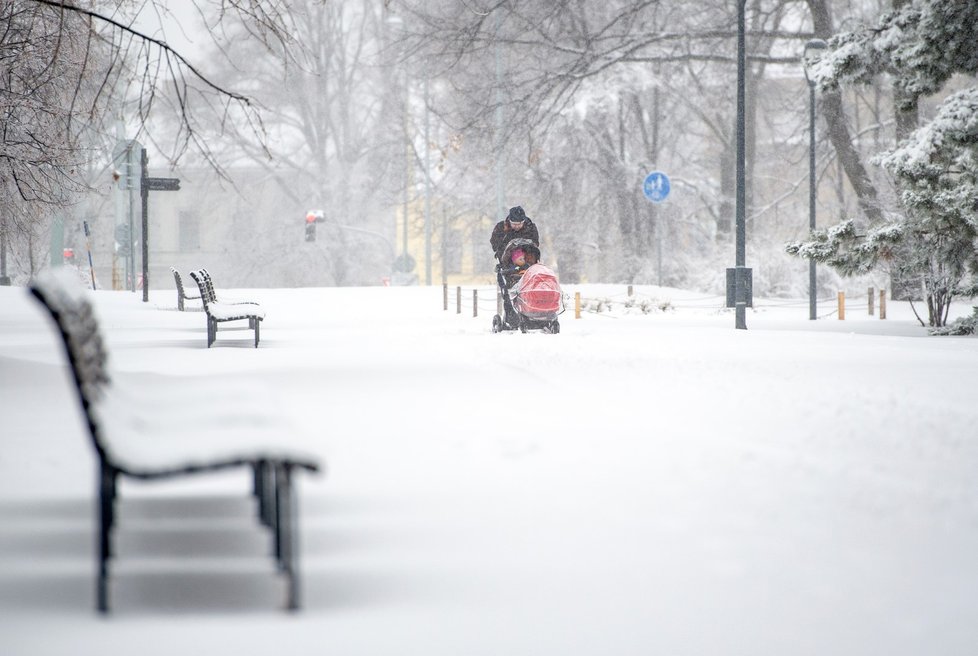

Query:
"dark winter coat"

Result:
[[490, 218, 539, 262]]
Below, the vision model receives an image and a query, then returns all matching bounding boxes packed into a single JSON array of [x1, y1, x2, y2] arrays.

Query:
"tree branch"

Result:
[[26, 0, 253, 105]]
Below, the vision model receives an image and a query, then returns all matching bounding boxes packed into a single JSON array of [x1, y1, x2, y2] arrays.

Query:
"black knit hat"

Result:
[[507, 206, 527, 223]]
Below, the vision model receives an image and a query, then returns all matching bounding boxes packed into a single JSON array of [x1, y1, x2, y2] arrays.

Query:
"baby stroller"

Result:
[[492, 238, 563, 334]]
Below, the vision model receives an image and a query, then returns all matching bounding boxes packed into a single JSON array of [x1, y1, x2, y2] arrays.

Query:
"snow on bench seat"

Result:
[[207, 300, 266, 321]]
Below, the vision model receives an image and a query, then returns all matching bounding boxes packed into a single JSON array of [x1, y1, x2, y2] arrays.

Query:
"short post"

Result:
[[456, 286, 461, 314], [473, 289, 478, 318], [627, 285, 633, 297], [868, 287, 874, 315], [443, 283, 448, 311], [838, 291, 845, 320], [879, 289, 887, 320], [575, 292, 581, 319]]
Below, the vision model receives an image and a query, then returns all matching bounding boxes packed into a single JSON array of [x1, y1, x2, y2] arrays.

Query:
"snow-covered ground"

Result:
[[1, 280, 977, 656]]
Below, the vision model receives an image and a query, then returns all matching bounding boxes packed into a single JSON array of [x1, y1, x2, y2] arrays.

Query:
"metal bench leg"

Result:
[[253, 460, 266, 522], [260, 461, 276, 529], [275, 463, 299, 610], [97, 462, 117, 613], [207, 317, 216, 348], [273, 463, 284, 565], [254, 318, 260, 348], [253, 460, 264, 502]]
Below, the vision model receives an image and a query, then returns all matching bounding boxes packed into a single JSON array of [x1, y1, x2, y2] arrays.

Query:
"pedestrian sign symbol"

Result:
[[642, 171, 670, 203]]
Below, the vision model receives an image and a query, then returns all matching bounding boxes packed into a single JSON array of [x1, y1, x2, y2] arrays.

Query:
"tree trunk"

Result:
[[806, 0, 885, 225]]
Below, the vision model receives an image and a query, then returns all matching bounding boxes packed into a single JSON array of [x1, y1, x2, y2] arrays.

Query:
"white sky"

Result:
[[130, 1, 210, 60], [1, 280, 977, 655]]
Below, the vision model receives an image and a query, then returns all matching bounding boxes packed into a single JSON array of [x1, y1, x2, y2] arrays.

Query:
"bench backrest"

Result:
[[189, 268, 218, 305], [29, 270, 112, 464], [171, 267, 187, 296]]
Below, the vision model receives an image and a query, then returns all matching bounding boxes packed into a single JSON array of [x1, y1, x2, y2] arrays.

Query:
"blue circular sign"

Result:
[[642, 171, 670, 203]]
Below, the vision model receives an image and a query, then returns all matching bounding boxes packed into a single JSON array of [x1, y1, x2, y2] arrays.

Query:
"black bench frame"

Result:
[[170, 267, 201, 311], [189, 268, 264, 348], [29, 274, 320, 613]]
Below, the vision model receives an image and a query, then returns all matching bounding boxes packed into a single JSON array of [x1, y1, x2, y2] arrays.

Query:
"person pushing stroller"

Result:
[[489, 207, 561, 333], [490, 206, 539, 264], [490, 207, 538, 325]]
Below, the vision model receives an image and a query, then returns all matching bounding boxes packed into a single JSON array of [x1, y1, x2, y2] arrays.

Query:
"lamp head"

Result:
[[803, 38, 828, 85]]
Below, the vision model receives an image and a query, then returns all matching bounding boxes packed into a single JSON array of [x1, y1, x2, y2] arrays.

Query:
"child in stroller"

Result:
[[492, 238, 563, 334]]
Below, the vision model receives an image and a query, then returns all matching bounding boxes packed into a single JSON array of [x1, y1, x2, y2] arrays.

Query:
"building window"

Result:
[[178, 210, 200, 251]]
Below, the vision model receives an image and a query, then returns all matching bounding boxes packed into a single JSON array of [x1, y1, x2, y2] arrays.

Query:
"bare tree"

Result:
[[186, 0, 401, 286], [0, 0, 315, 283], [392, 1, 828, 287]]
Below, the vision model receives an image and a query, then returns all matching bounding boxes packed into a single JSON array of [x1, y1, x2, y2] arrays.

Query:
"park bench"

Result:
[[170, 267, 201, 311], [189, 268, 264, 348], [29, 270, 322, 612]]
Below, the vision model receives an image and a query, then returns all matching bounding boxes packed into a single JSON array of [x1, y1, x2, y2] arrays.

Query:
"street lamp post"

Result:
[[803, 39, 827, 321], [733, 0, 748, 330], [493, 10, 505, 223]]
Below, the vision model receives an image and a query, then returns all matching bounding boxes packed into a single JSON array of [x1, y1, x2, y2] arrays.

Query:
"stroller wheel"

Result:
[[491, 315, 503, 333], [519, 318, 527, 333], [549, 321, 560, 334]]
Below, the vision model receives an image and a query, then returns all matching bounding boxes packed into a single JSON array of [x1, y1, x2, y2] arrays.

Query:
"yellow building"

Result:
[[395, 198, 496, 287]]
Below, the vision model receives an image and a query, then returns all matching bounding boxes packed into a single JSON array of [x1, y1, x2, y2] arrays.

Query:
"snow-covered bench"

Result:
[[170, 266, 201, 311], [189, 268, 264, 348], [28, 270, 322, 613]]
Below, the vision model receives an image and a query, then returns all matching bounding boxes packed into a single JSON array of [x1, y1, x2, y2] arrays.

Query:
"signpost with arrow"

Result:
[[139, 148, 181, 302]]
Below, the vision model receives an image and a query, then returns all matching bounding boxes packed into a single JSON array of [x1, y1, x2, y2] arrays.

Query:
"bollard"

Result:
[[443, 283, 448, 311], [473, 289, 478, 318], [627, 285, 633, 297], [868, 287, 874, 315], [879, 289, 886, 320], [456, 286, 461, 314], [838, 291, 845, 320], [575, 292, 581, 319]]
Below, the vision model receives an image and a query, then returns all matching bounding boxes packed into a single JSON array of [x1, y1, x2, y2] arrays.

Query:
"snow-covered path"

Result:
[[1, 283, 976, 655]]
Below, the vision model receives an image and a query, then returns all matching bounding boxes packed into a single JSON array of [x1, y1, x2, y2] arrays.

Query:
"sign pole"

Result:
[[136, 153, 181, 302], [141, 149, 149, 302], [83, 221, 96, 290], [642, 171, 670, 288]]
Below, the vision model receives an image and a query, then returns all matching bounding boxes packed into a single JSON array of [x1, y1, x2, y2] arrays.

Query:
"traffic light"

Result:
[[305, 212, 317, 242], [305, 210, 324, 242]]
